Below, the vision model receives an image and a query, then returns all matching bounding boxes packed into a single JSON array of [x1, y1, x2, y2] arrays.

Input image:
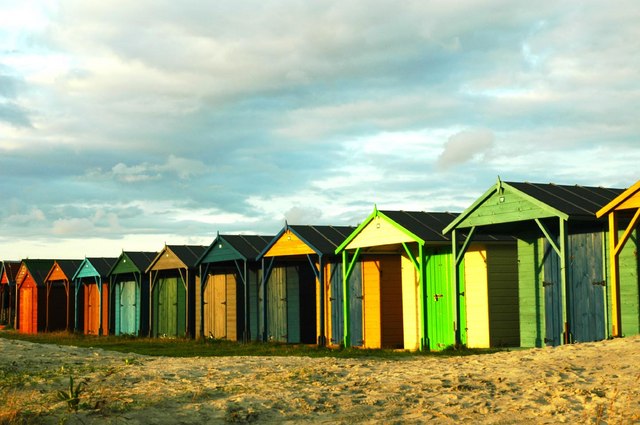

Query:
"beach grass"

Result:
[[0, 330, 503, 359]]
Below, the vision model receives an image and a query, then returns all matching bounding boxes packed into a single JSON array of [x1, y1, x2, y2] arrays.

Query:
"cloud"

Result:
[[89, 155, 207, 183], [437, 129, 495, 170]]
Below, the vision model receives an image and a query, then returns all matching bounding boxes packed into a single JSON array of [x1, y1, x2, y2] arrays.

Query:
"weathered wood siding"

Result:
[[486, 245, 520, 346]]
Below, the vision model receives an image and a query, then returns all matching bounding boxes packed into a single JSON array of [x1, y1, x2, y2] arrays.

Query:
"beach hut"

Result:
[[596, 179, 640, 338], [335, 208, 517, 351], [15, 259, 55, 334], [146, 245, 207, 338], [43, 260, 82, 332], [258, 224, 355, 345], [443, 179, 624, 347], [73, 257, 117, 335], [108, 251, 156, 336], [196, 234, 273, 341], [1, 261, 20, 328]]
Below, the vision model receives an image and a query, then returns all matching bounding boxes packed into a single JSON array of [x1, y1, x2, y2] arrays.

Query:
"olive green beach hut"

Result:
[[336, 208, 517, 351], [258, 224, 355, 345], [108, 251, 156, 336], [146, 245, 207, 338], [196, 234, 273, 341], [443, 179, 625, 347], [596, 179, 640, 338]]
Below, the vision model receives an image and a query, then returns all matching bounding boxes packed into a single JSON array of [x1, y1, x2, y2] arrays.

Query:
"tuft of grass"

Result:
[[0, 330, 505, 359], [56, 375, 85, 412]]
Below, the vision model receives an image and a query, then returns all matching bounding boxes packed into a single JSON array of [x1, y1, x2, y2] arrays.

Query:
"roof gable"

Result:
[[443, 179, 623, 233], [596, 179, 640, 217], [199, 234, 273, 265], [45, 259, 82, 282], [146, 245, 207, 272], [261, 225, 355, 258], [110, 251, 156, 276], [73, 257, 117, 280]]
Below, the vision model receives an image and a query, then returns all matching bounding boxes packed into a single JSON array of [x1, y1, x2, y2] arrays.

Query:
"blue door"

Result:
[[568, 232, 605, 343], [330, 261, 363, 347], [543, 239, 563, 346]]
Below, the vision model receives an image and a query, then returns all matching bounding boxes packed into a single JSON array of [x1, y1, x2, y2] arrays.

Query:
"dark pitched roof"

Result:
[[507, 182, 623, 219], [288, 225, 356, 255], [380, 211, 510, 242], [219, 235, 273, 261], [22, 259, 56, 284], [53, 259, 83, 280], [168, 245, 208, 268], [86, 258, 118, 277], [123, 251, 157, 271]]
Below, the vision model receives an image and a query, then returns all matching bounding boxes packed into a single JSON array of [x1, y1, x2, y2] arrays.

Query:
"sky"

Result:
[[1, 0, 639, 259]]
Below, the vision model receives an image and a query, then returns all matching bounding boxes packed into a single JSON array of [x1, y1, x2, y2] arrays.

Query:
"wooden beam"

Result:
[[535, 219, 561, 257]]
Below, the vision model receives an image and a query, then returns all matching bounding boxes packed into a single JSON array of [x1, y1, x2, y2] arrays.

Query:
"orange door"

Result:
[[84, 284, 100, 335]]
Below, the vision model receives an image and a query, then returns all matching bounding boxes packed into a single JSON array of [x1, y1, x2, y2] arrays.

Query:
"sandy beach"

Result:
[[1, 336, 639, 424]]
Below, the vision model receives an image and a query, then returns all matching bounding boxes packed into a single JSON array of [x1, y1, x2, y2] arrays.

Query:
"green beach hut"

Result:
[[108, 251, 156, 336], [146, 245, 207, 338], [196, 234, 273, 341], [443, 179, 625, 347]]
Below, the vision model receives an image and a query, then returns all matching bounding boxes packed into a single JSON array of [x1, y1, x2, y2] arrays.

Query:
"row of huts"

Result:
[[1, 179, 639, 351]]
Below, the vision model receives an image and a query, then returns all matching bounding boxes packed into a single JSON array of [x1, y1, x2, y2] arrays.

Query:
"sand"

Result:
[[1, 336, 639, 424]]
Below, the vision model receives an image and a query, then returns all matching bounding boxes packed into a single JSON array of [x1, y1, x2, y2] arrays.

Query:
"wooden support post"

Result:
[[559, 218, 569, 344]]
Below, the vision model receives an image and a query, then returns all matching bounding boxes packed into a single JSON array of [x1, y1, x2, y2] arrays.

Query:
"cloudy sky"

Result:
[[1, 1, 639, 259]]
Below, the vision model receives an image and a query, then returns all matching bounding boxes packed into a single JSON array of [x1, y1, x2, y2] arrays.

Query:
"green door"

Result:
[[154, 276, 180, 337], [119, 280, 137, 335], [424, 248, 456, 350], [267, 267, 287, 342]]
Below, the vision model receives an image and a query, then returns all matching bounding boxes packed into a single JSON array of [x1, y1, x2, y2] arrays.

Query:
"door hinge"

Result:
[[542, 281, 554, 287], [592, 280, 606, 287]]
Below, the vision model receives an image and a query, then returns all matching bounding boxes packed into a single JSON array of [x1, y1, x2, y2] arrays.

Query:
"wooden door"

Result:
[[568, 232, 605, 343], [425, 249, 455, 350], [119, 281, 137, 335], [213, 274, 227, 338], [543, 239, 563, 346], [19, 286, 35, 334]]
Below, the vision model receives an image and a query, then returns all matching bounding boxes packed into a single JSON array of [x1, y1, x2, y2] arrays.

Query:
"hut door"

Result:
[[84, 284, 100, 335], [425, 250, 456, 350], [155, 277, 179, 337], [20, 286, 35, 334], [120, 281, 137, 335], [329, 262, 343, 345], [330, 262, 363, 347], [568, 233, 605, 343], [349, 262, 363, 347], [213, 274, 227, 339], [267, 267, 287, 342], [543, 240, 563, 346]]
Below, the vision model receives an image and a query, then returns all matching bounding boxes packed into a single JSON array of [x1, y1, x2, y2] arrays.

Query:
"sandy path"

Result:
[[1, 336, 639, 424]]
